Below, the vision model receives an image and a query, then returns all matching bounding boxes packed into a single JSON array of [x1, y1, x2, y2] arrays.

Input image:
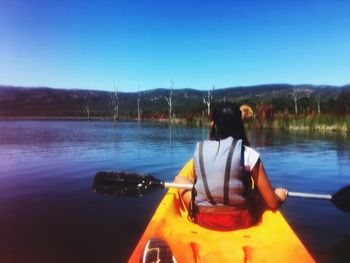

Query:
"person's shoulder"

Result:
[[201, 138, 219, 146], [244, 145, 260, 155]]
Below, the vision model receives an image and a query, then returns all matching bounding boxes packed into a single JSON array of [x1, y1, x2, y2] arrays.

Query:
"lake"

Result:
[[0, 120, 349, 263]]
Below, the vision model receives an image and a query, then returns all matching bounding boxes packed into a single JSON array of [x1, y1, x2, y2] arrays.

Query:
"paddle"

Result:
[[288, 188, 350, 213], [92, 171, 350, 213], [92, 171, 192, 197]]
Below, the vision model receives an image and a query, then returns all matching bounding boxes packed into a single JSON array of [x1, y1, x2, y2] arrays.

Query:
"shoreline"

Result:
[[1, 115, 349, 133]]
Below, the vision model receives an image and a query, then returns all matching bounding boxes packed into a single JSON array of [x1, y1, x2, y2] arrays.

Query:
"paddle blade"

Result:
[[92, 172, 164, 197], [332, 186, 350, 213]]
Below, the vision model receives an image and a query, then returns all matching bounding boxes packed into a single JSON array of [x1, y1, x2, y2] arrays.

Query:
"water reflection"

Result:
[[169, 124, 172, 146]]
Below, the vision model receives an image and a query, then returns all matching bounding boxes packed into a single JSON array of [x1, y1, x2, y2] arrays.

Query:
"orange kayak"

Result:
[[128, 186, 315, 263]]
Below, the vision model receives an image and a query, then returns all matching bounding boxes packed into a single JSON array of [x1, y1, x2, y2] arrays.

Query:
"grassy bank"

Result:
[[166, 114, 350, 133], [246, 114, 350, 132]]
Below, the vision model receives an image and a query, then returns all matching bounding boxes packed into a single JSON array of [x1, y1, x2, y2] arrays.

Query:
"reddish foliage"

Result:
[[256, 103, 274, 123]]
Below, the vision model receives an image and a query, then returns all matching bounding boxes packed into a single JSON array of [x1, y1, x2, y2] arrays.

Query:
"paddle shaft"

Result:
[[163, 182, 333, 200], [288, 191, 332, 200], [163, 182, 193, 190]]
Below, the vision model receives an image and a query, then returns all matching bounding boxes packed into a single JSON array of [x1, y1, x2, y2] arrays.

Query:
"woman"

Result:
[[175, 102, 288, 231]]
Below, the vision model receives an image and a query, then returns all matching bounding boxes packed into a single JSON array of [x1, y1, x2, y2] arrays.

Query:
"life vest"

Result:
[[192, 137, 253, 231]]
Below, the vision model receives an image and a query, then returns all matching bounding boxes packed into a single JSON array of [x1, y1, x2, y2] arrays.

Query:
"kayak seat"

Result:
[[140, 237, 177, 263]]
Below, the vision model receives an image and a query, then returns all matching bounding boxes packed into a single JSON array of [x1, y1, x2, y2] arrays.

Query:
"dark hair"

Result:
[[210, 102, 250, 146]]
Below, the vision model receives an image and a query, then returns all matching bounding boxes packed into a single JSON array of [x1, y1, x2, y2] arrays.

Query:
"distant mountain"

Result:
[[0, 84, 349, 118]]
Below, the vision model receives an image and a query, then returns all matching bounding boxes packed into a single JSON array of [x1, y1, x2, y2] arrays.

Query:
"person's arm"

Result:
[[251, 159, 288, 209], [174, 159, 195, 209]]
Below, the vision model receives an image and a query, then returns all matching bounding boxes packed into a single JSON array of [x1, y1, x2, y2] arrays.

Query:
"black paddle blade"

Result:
[[332, 186, 350, 213], [92, 172, 164, 197]]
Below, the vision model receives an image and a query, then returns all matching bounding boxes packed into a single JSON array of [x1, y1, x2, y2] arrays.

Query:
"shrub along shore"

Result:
[[166, 114, 350, 133], [246, 114, 350, 132]]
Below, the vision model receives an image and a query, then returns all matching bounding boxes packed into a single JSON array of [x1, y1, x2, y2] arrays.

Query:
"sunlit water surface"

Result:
[[0, 120, 349, 263]]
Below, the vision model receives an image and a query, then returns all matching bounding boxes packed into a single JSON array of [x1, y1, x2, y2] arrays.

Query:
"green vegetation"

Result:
[[246, 88, 350, 132], [0, 84, 349, 132], [264, 115, 349, 132], [176, 87, 350, 132]]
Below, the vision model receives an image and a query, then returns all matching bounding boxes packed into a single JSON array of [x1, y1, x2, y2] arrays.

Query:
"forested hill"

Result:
[[0, 84, 349, 118]]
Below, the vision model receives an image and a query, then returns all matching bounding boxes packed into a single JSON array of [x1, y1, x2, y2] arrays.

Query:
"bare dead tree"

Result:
[[165, 80, 175, 119], [292, 87, 299, 115], [203, 85, 214, 117], [83, 92, 91, 120], [293, 87, 313, 115], [111, 84, 119, 121], [316, 95, 321, 115]]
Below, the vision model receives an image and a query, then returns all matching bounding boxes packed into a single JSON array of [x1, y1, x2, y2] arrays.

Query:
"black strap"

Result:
[[240, 140, 245, 168], [198, 142, 216, 205], [189, 185, 197, 220], [223, 139, 237, 205], [240, 140, 253, 197]]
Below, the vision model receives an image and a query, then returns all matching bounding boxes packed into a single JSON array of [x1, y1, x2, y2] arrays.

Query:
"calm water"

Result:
[[0, 120, 349, 263]]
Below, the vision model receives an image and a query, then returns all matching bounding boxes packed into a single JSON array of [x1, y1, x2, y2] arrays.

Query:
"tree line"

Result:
[[0, 85, 349, 124]]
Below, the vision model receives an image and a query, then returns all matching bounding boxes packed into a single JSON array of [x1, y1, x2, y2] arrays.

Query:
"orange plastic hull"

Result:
[[129, 188, 315, 263]]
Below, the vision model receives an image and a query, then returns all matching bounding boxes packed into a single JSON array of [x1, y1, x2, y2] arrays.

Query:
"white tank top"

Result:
[[193, 137, 259, 206]]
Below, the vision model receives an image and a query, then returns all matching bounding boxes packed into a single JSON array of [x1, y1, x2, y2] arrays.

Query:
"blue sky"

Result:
[[1, 0, 349, 92]]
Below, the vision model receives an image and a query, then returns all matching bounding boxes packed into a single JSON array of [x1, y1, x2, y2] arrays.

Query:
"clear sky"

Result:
[[1, 0, 349, 92]]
